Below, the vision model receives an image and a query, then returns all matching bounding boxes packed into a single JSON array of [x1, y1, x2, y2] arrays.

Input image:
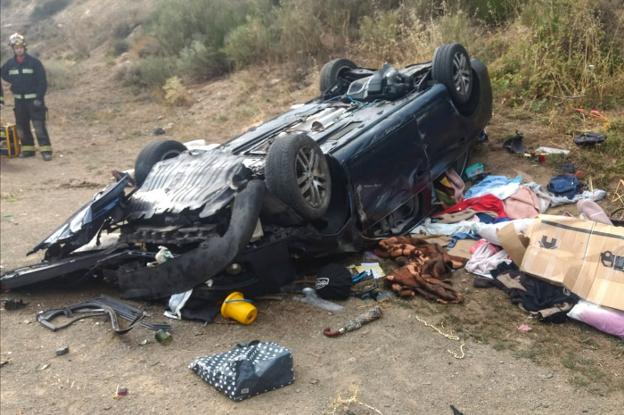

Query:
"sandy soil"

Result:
[[1, 55, 623, 414]]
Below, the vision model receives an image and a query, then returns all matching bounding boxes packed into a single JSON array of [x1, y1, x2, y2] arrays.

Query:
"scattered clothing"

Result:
[[435, 194, 508, 219], [574, 132, 606, 146], [549, 189, 607, 207], [189, 341, 294, 401], [577, 199, 613, 225], [464, 175, 523, 200], [435, 209, 479, 223], [434, 168, 465, 208], [475, 212, 510, 224], [411, 217, 478, 236], [472, 218, 534, 246], [488, 263, 579, 323], [446, 230, 480, 249], [465, 242, 511, 278], [547, 175, 581, 199], [567, 300, 624, 339], [504, 186, 540, 219], [523, 182, 553, 212], [377, 236, 465, 303]]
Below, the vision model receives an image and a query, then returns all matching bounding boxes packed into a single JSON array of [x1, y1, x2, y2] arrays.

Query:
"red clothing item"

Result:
[[434, 194, 507, 218]]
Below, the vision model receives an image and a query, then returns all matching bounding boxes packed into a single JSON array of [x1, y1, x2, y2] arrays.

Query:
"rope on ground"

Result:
[[328, 384, 384, 415], [412, 314, 466, 360]]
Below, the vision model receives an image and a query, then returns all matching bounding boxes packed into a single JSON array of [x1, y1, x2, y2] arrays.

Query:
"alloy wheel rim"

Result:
[[295, 147, 328, 208], [452, 52, 471, 97]]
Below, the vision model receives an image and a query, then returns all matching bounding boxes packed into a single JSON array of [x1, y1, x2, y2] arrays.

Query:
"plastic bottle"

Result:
[[295, 287, 344, 312]]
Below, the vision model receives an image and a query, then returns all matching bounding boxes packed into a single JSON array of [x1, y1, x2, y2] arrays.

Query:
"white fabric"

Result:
[[465, 242, 511, 278], [472, 219, 534, 246], [484, 183, 522, 200], [523, 182, 553, 213], [410, 217, 479, 236], [549, 189, 607, 207]]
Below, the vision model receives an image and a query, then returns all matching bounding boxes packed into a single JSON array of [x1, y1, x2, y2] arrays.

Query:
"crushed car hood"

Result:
[[127, 150, 249, 220], [29, 175, 130, 255]]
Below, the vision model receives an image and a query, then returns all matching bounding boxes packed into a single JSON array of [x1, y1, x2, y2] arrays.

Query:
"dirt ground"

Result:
[[1, 55, 623, 414]]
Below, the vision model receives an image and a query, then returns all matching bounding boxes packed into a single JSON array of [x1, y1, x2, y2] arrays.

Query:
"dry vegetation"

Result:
[[105, 0, 623, 185]]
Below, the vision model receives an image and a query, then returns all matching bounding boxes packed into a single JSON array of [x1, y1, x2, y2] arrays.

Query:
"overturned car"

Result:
[[1, 43, 492, 299]]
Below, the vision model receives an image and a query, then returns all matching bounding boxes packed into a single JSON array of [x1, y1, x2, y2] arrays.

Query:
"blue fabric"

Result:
[[475, 212, 496, 223], [476, 213, 511, 223], [447, 230, 480, 249], [547, 175, 581, 199], [464, 175, 523, 199]]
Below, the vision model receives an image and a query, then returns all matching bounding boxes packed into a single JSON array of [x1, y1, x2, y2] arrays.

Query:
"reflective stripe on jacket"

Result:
[[0, 54, 47, 100]]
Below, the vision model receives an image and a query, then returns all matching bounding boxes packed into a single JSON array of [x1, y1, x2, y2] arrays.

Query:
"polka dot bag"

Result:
[[189, 340, 294, 401]]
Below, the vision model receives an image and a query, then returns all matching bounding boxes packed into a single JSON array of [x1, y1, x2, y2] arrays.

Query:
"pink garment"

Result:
[[470, 239, 499, 255], [567, 300, 624, 338], [465, 242, 511, 278], [577, 199, 613, 225], [504, 186, 540, 219]]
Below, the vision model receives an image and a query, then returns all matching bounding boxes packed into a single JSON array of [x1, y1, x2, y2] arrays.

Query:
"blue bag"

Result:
[[547, 175, 581, 199]]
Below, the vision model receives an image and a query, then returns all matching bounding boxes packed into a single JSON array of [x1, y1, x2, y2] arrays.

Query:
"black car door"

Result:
[[345, 117, 430, 232]]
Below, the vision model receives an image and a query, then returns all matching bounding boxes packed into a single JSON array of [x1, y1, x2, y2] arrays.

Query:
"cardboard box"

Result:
[[520, 215, 624, 311]]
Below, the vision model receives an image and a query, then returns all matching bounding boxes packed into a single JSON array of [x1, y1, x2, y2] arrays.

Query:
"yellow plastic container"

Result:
[[220, 292, 257, 325]]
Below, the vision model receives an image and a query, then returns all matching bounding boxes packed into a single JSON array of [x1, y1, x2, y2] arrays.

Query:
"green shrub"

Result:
[[490, 0, 624, 108], [120, 56, 176, 89], [272, 1, 324, 62], [149, 0, 249, 55], [224, 18, 274, 67], [177, 40, 229, 81], [31, 0, 71, 20]]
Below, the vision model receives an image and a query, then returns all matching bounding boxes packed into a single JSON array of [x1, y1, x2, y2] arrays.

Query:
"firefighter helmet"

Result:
[[8, 33, 26, 48]]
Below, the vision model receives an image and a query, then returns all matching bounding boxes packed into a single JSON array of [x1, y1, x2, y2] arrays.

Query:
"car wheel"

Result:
[[432, 43, 473, 105], [463, 58, 493, 125], [320, 58, 357, 98], [134, 140, 186, 187], [265, 132, 332, 220]]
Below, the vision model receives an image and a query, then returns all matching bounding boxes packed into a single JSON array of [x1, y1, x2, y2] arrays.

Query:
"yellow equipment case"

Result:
[[0, 124, 21, 158]]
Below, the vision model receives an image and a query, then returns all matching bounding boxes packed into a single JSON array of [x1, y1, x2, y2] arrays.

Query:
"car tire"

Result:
[[265, 132, 332, 220], [320, 58, 357, 97], [134, 140, 186, 187], [462, 58, 493, 127], [432, 43, 473, 105]]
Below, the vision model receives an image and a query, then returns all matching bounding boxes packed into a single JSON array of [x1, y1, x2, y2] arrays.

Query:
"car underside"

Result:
[[1, 43, 492, 300]]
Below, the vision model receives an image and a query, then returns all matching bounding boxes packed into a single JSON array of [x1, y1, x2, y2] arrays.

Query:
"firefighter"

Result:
[[1, 33, 52, 160]]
